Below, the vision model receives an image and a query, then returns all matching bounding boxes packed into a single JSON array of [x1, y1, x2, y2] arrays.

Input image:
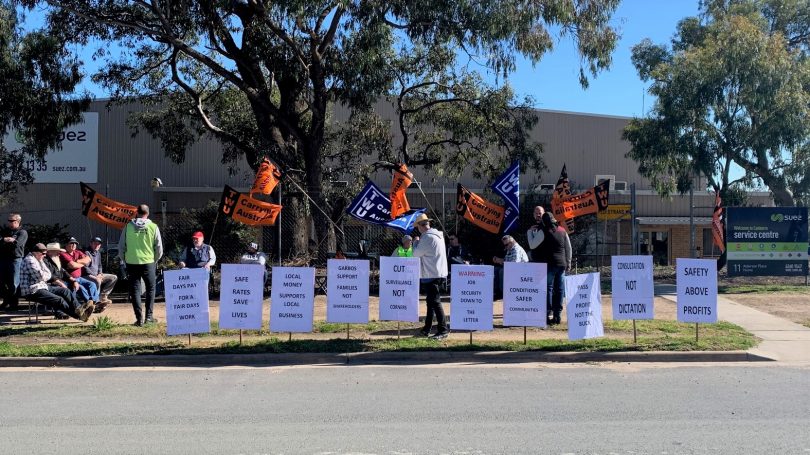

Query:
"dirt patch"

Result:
[[726, 293, 810, 327]]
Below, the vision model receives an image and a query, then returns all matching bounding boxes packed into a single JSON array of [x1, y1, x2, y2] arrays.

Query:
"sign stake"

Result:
[[632, 319, 637, 344], [288, 332, 292, 342], [469, 332, 473, 345], [188, 333, 191, 346], [695, 323, 699, 343], [397, 321, 401, 340], [346, 323, 350, 340], [523, 326, 527, 345], [239, 329, 243, 345]]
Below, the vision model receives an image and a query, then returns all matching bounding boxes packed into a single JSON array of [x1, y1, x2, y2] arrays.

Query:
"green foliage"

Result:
[[23, 222, 70, 250], [624, 0, 810, 206], [91, 315, 117, 332]]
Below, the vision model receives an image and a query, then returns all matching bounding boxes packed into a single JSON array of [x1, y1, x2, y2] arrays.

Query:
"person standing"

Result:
[[119, 204, 163, 326], [492, 234, 529, 298], [538, 212, 572, 325], [446, 234, 470, 265], [526, 205, 545, 262], [412, 213, 449, 339], [391, 235, 413, 257], [239, 241, 268, 283], [0, 213, 27, 311], [83, 236, 118, 311], [178, 231, 216, 271]]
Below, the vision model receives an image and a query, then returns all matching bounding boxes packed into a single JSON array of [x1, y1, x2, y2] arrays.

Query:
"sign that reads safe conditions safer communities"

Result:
[[164, 268, 210, 336], [218, 264, 264, 330], [270, 267, 315, 333], [378, 256, 420, 322], [450, 264, 494, 331], [326, 259, 370, 323], [676, 258, 718, 323], [611, 255, 654, 320], [565, 273, 604, 340], [502, 262, 547, 327]]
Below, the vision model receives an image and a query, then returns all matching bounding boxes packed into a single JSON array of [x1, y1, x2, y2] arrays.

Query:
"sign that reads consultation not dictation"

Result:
[[218, 264, 265, 330], [326, 259, 370, 323], [565, 272, 604, 341], [450, 264, 494, 331], [611, 255, 654, 320], [502, 262, 547, 327], [676, 258, 717, 323], [270, 267, 315, 333], [164, 268, 210, 336], [378, 256, 420, 322]]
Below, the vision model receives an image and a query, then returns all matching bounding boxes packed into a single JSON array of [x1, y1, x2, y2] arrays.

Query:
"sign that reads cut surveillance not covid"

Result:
[[378, 256, 420, 323]]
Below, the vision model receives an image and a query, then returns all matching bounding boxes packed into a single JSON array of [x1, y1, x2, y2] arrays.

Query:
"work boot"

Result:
[[78, 300, 95, 322]]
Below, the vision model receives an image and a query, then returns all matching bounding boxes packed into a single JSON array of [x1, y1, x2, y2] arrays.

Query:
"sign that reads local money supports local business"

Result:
[[218, 264, 264, 330], [726, 207, 808, 277], [676, 258, 717, 323], [270, 267, 315, 333], [164, 268, 210, 336], [326, 259, 370, 323], [502, 262, 547, 327], [450, 264, 494, 331], [378, 256, 420, 322], [3, 112, 99, 183], [565, 273, 604, 341], [611, 255, 654, 320]]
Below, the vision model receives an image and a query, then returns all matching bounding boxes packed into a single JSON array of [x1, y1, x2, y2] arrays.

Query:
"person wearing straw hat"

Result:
[[119, 204, 163, 326], [20, 243, 95, 321], [411, 213, 449, 339]]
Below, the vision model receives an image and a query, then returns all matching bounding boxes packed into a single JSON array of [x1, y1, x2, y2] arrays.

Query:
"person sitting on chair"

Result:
[[20, 243, 94, 321], [82, 237, 118, 312]]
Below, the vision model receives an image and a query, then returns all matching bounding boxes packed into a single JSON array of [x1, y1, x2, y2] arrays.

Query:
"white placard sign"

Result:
[[502, 262, 547, 327], [611, 255, 654, 320], [450, 264, 494, 331], [326, 259, 370, 323], [565, 272, 604, 340], [379, 256, 420, 322], [270, 267, 315, 332], [164, 268, 210, 336], [218, 264, 265, 330], [676, 258, 718, 323], [3, 112, 99, 183]]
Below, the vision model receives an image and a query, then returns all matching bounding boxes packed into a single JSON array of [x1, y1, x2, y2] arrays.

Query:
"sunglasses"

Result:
[[8, 219, 19, 222]]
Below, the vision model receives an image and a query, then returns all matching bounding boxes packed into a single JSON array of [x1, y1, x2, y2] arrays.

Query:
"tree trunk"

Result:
[[278, 194, 309, 262]]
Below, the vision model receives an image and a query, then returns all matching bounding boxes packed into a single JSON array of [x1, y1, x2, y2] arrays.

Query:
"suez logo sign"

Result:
[[13, 129, 88, 143], [770, 213, 804, 222]]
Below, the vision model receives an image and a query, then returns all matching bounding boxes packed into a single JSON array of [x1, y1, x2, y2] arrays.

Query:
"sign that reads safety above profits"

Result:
[[164, 268, 210, 336], [378, 256, 420, 323], [270, 267, 315, 333], [611, 255, 654, 320], [565, 272, 604, 341], [218, 264, 265, 330], [326, 259, 370, 324], [451, 264, 494, 331], [676, 258, 717, 323], [502, 262, 547, 327]]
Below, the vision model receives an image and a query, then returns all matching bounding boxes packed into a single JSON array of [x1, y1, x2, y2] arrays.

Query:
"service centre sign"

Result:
[[726, 207, 808, 277]]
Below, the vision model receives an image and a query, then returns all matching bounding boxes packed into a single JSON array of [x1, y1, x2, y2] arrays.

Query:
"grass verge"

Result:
[[719, 284, 810, 294]]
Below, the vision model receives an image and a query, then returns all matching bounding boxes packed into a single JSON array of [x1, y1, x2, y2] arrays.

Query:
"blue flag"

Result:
[[491, 161, 520, 233], [346, 180, 426, 233]]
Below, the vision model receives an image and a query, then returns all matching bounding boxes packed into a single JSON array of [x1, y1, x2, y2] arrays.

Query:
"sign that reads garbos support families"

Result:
[[378, 256, 420, 322], [164, 268, 210, 336], [450, 264, 494, 331], [218, 264, 265, 330], [270, 267, 315, 333], [502, 262, 547, 327], [677, 258, 718, 323], [565, 273, 604, 341], [611, 255, 654, 320], [326, 259, 370, 324]]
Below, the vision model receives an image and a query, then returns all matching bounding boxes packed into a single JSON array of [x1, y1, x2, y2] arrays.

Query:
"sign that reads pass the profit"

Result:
[[502, 262, 547, 327], [270, 267, 315, 333], [565, 273, 604, 341], [164, 268, 210, 336], [676, 258, 717, 323], [378, 256, 420, 322], [611, 255, 654, 320], [327, 259, 370, 323], [218, 264, 265, 330], [450, 264, 494, 331]]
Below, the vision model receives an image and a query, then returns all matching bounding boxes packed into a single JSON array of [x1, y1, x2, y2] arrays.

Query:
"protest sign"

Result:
[[378, 256, 420, 322], [164, 268, 210, 336], [502, 262, 547, 327], [611, 256, 654, 320], [565, 272, 604, 340], [676, 258, 718, 323], [326, 259, 370, 323], [218, 264, 265, 330], [270, 267, 315, 332], [450, 264, 494, 331]]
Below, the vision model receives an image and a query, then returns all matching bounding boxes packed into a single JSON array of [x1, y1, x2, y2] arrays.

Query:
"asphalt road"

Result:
[[1, 363, 809, 454]]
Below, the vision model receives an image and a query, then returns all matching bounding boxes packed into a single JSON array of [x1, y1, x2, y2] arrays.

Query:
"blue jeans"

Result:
[[546, 266, 566, 315], [76, 276, 100, 302], [0, 258, 22, 307]]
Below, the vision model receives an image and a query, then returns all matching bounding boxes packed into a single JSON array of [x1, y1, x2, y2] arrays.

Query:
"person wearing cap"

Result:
[[492, 234, 529, 298], [0, 213, 27, 312], [178, 231, 216, 271], [44, 242, 94, 311], [391, 235, 413, 257], [240, 241, 268, 282], [60, 237, 100, 305], [20, 243, 94, 321], [411, 213, 449, 339], [119, 204, 164, 326], [83, 236, 118, 311]]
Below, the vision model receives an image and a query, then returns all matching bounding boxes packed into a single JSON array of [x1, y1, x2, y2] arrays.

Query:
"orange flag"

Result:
[[80, 182, 138, 230], [250, 157, 282, 196], [712, 191, 725, 253], [552, 180, 611, 233], [456, 184, 505, 234], [220, 185, 282, 226], [390, 163, 412, 219], [551, 164, 576, 233]]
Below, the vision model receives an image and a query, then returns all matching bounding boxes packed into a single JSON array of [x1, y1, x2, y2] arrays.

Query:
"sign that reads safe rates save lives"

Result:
[[611, 255, 654, 320], [218, 264, 265, 330], [164, 268, 210, 336], [450, 264, 494, 331], [676, 258, 718, 323], [378, 256, 420, 322], [565, 273, 604, 341], [502, 262, 547, 327], [326, 259, 370, 323], [270, 267, 315, 333]]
